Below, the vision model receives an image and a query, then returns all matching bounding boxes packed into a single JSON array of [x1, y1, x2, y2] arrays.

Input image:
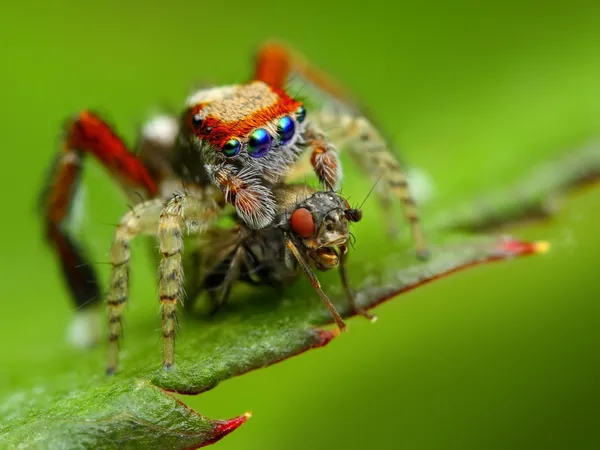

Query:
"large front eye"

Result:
[[248, 128, 272, 158], [222, 139, 241, 157], [277, 116, 295, 144], [290, 207, 315, 238]]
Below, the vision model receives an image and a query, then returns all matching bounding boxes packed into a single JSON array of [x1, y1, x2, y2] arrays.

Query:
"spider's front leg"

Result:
[[255, 42, 429, 258], [324, 113, 429, 258], [106, 193, 219, 374]]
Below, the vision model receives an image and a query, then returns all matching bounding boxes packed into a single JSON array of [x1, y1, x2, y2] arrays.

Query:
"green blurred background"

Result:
[[2, 1, 600, 449]]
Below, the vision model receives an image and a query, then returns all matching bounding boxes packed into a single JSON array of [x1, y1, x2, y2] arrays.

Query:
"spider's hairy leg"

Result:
[[106, 199, 165, 375], [207, 163, 276, 230], [40, 111, 158, 318], [306, 110, 428, 259], [158, 194, 220, 370], [254, 41, 357, 107], [341, 115, 428, 259]]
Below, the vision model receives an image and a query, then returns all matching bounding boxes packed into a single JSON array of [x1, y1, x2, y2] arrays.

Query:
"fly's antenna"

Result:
[[358, 178, 381, 210]]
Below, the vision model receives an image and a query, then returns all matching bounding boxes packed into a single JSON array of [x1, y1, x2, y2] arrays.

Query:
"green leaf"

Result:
[[0, 233, 544, 449], [1, 192, 566, 450]]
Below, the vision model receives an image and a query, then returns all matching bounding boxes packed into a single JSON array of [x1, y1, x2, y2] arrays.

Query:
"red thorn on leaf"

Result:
[[195, 412, 252, 448], [362, 236, 549, 311], [496, 237, 551, 256]]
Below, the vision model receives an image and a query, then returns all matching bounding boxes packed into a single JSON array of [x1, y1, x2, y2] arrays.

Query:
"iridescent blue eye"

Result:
[[277, 116, 295, 144], [248, 128, 272, 158], [296, 105, 306, 123], [222, 139, 241, 157]]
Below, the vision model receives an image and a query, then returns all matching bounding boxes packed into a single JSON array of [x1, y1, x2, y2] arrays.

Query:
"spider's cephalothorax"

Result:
[[179, 81, 320, 229], [39, 42, 429, 373]]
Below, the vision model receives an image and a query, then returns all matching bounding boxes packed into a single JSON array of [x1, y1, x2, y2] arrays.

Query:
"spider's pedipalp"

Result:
[[206, 162, 276, 229], [303, 123, 342, 190]]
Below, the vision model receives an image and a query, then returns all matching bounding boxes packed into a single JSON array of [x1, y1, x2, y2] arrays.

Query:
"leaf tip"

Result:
[[496, 237, 550, 256], [533, 240, 551, 254], [207, 413, 251, 446]]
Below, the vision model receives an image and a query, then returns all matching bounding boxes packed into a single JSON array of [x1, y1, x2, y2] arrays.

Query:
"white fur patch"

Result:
[[185, 85, 238, 107], [68, 183, 87, 234], [407, 167, 436, 205], [67, 309, 100, 348], [142, 115, 179, 147]]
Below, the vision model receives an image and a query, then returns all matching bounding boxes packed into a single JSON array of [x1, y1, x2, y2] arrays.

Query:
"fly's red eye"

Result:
[[290, 208, 315, 238]]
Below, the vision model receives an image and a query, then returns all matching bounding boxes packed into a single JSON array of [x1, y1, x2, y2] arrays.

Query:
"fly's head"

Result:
[[184, 81, 307, 177], [286, 191, 362, 271]]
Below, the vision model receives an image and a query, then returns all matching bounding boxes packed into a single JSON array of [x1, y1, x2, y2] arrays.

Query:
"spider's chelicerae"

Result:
[[40, 42, 429, 374]]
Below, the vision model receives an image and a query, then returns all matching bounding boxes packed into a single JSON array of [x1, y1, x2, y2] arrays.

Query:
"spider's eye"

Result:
[[296, 105, 306, 123], [277, 116, 296, 145], [290, 207, 315, 238], [191, 113, 203, 130], [248, 128, 272, 158], [222, 139, 241, 157]]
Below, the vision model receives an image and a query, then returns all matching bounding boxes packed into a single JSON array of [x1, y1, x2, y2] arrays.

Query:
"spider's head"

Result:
[[184, 81, 306, 161], [286, 191, 362, 271]]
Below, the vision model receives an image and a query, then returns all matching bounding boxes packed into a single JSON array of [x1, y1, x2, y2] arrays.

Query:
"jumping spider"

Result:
[[40, 42, 428, 373]]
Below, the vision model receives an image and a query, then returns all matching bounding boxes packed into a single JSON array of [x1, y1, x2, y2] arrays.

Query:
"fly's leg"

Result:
[[339, 247, 377, 322], [206, 244, 246, 316], [285, 239, 347, 332], [40, 111, 158, 346], [106, 193, 219, 374], [255, 42, 428, 259]]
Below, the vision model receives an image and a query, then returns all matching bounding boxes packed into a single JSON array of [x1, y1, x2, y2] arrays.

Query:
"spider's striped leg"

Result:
[[106, 199, 164, 375], [331, 114, 428, 258], [157, 193, 219, 370], [288, 110, 428, 258], [40, 111, 157, 318]]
